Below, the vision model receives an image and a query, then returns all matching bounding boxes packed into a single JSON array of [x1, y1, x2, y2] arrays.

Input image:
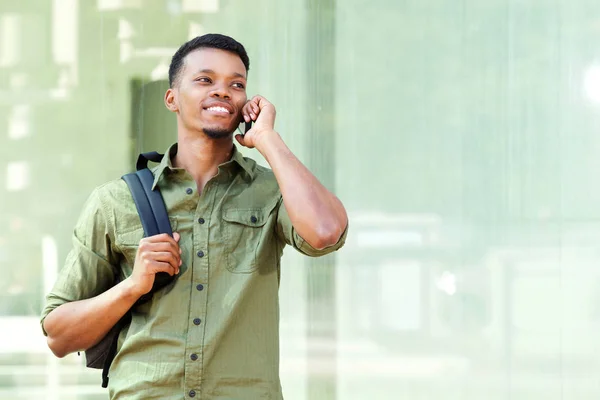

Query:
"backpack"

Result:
[[83, 152, 176, 388]]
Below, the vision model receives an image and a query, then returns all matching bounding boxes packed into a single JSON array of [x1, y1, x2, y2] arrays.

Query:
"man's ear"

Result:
[[165, 88, 178, 112]]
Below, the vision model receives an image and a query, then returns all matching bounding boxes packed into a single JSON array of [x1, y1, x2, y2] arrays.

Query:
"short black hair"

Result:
[[168, 33, 250, 88]]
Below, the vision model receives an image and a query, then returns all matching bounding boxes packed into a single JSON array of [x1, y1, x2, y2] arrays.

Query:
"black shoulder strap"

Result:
[[123, 152, 172, 237], [136, 151, 163, 170], [122, 169, 172, 238], [100, 152, 174, 388]]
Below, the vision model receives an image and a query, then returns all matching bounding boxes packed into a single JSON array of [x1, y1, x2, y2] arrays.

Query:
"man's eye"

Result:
[[232, 83, 245, 89], [196, 77, 211, 83]]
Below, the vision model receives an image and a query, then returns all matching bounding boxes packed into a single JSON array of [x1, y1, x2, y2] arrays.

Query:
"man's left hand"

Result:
[[236, 95, 278, 149]]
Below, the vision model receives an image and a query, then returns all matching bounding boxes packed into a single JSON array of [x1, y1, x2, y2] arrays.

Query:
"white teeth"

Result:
[[206, 106, 229, 113]]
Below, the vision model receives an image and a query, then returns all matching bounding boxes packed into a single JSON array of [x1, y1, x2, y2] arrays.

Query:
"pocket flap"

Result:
[[223, 208, 268, 227]]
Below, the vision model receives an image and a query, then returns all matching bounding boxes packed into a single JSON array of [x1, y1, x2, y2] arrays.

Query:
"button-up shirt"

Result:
[[41, 143, 347, 399]]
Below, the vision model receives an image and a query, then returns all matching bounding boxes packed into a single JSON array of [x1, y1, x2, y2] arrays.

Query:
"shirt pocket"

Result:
[[222, 207, 274, 273]]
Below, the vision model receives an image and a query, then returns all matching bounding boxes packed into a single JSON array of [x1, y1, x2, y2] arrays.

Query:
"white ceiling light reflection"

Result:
[[97, 0, 142, 10], [436, 271, 457, 296], [183, 0, 219, 12], [0, 14, 21, 67], [8, 105, 30, 140], [151, 60, 169, 81], [583, 64, 600, 104], [6, 161, 29, 192]]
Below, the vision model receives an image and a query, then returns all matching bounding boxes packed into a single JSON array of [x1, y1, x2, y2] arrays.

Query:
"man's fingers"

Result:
[[140, 250, 180, 272], [146, 251, 178, 264], [244, 95, 276, 122], [149, 261, 178, 276], [141, 233, 180, 250], [143, 232, 178, 244], [252, 95, 271, 109], [141, 240, 180, 258], [247, 96, 263, 119], [138, 234, 182, 273], [242, 102, 251, 122]]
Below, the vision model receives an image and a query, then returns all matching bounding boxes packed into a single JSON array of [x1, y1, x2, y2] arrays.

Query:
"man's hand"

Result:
[[236, 95, 278, 149], [127, 232, 182, 298]]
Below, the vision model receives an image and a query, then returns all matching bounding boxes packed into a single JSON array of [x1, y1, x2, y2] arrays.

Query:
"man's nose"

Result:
[[210, 84, 231, 99]]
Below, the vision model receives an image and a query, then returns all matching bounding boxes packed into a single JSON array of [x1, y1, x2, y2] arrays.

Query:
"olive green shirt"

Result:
[[41, 143, 347, 400]]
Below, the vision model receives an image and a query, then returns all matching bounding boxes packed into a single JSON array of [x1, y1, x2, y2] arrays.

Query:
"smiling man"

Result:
[[40, 34, 348, 399]]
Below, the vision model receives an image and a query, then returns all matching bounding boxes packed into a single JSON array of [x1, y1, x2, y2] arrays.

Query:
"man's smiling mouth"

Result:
[[205, 106, 230, 113]]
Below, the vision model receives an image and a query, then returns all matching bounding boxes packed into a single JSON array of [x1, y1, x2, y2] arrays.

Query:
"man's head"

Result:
[[165, 34, 250, 139]]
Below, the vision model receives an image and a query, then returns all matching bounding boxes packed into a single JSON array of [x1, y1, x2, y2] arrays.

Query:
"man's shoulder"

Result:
[[240, 155, 276, 181], [81, 178, 134, 220], [245, 158, 280, 192], [233, 156, 281, 209], [79, 177, 142, 236], [253, 163, 276, 180], [93, 178, 131, 203]]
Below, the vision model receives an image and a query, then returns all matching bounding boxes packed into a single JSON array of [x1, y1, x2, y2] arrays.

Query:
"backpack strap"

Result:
[[136, 151, 164, 170], [122, 169, 172, 238], [126, 166, 177, 296], [100, 152, 175, 388]]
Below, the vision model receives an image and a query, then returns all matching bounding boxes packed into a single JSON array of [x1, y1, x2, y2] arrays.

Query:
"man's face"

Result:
[[167, 48, 247, 139]]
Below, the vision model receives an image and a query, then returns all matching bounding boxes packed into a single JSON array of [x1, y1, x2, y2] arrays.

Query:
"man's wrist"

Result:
[[119, 277, 143, 304], [254, 130, 283, 156]]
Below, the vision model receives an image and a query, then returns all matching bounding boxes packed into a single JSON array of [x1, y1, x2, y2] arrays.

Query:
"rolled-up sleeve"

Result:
[[275, 196, 348, 257], [40, 187, 118, 336]]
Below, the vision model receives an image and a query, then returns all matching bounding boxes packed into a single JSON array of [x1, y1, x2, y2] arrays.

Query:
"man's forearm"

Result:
[[43, 278, 140, 358], [256, 131, 348, 249]]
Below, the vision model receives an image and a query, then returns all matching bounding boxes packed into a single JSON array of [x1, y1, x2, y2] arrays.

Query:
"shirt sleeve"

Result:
[[40, 187, 119, 336], [275, 196, 348, 257]]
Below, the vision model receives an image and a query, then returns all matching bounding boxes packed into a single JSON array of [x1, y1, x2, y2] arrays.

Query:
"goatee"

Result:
[[203, 128, 233, 139]]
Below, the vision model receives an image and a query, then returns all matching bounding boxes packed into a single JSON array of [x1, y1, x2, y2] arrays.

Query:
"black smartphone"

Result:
[[238, 119, 252, 136]]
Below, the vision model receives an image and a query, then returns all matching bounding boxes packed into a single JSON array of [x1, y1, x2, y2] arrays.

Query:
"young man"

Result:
[[41, 34, 348, 399]]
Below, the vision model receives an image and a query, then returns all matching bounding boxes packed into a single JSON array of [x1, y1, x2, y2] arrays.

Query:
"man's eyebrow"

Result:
[[196, 69, 246, 79]]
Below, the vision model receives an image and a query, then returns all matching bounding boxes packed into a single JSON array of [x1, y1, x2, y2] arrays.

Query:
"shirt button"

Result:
[[197, 250, 204, 258], [190, 353, 198, 361], [189, 390, 196, 397], [193, 318, 201, 325], [196, 284, 204, 291], [186, 188, 193, 195], [198, 217, 205, 224], [250, 215, 258, 223]]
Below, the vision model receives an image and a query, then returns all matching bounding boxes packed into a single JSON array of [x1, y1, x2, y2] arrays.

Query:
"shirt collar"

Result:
[[151, 143, 255, 190]]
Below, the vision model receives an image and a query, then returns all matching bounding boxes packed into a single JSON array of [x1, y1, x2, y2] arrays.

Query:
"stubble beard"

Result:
[[202, 127, 234, 139]]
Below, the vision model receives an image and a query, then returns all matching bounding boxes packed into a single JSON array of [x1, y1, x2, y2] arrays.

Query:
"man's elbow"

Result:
[[46, 336, 68, 358], [310, 222, 346, 250], [44, 318, 72, 358]]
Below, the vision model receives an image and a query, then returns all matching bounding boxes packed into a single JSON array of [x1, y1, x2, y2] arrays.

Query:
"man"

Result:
[[41, 33, 348, 399]]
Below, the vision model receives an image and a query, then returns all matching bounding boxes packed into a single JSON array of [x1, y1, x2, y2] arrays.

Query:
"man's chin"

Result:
[[202, 127, 234, 139]]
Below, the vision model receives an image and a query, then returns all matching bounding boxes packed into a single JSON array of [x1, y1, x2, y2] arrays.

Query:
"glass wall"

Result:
[[2, 0, 600, 399]]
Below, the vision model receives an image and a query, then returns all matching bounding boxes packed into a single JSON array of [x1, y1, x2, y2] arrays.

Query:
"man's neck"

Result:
[[173, 132, 234, 193]]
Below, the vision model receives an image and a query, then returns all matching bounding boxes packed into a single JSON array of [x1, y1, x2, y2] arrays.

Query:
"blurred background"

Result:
[[2, 0, 600, 399]]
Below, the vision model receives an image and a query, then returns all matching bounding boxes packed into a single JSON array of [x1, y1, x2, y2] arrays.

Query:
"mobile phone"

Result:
[[238, 119, 252, 136]]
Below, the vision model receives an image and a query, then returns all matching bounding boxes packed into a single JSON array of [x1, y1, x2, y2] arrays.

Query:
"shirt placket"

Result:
[[183, 178, 218, 398]]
